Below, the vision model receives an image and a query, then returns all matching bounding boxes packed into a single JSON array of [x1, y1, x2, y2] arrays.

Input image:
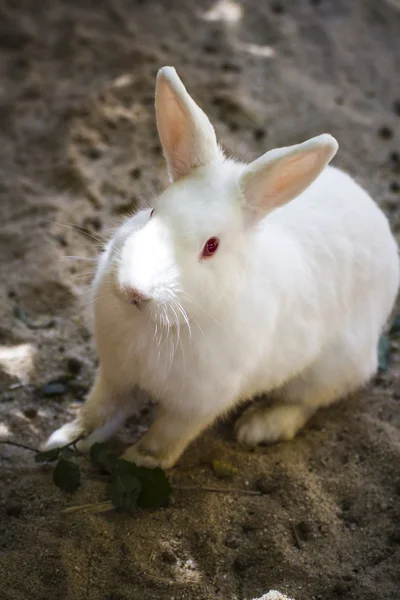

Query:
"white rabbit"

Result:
[[45, 66, 399, 469]]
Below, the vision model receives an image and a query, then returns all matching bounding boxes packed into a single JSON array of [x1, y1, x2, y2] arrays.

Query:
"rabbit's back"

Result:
[[259, 164, 398, 318], [236, 165, 399, 396]]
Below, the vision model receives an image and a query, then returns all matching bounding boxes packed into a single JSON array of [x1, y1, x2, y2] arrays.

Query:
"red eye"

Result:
[[202, 237, 219, 258]]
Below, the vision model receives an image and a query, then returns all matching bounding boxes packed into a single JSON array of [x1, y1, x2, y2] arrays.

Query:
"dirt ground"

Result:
[[0, 1, 400, 599]]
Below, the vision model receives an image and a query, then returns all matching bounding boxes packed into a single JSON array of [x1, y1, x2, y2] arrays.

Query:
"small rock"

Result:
[[378, 125, 393, 140], [212, 459, 238, 479], [253, 593, 294, 600], [295, 520, 313, 541], [161, 549, 177, 564], [23, 407, 37, 419], [85, 146, 103, 160], [41, 381, 68, 397], [67, 357, 83, 375]]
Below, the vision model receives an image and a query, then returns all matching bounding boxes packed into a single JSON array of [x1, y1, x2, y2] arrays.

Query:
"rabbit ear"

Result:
[[155, 66, 221, 182], [239, 134, 338, 220]]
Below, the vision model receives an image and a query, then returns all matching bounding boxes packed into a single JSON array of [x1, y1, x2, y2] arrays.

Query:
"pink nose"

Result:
[[123, 287, 151, 306]]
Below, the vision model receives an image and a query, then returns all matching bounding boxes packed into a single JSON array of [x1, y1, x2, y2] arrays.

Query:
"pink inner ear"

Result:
[[157, 79, 196, 180], [260, 151, 319, 209], [159, 83, 185, 147]]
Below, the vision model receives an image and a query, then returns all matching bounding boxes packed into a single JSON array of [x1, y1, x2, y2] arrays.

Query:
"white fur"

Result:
[[45, 67, 399, 468]]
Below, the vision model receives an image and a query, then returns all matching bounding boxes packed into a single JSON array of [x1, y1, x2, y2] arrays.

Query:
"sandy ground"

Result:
[[0, 1, 400, 599]]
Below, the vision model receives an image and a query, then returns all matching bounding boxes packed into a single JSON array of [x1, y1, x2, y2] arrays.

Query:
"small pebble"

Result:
[[161, 549, 177, 565], [41, 381, 68, 397], [67, 357, 83, 375], [378, 125, 393, 140], [295, 520, 313, 541], [85, 146, 103, 160], [23, 407, 37, 419]]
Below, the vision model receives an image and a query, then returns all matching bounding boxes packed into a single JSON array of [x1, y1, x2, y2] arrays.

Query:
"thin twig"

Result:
[[171, 484, 263, 496], [62, 501, 114, 514], [61, 485, 264, 514], [0, 440, 38, 453], [291, 523, 302, 549], [0, 433, 88, 457]]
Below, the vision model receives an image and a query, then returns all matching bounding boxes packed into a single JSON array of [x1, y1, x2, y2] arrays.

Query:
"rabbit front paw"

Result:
[[44, 420, 89, 451], [122, 441, 176, 470]]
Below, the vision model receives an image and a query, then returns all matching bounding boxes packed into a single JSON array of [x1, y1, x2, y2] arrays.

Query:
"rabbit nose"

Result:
[[123, 286, 151, 306]]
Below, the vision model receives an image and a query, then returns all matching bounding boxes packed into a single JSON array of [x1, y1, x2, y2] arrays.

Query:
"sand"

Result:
[[0, 1, 399, 599]]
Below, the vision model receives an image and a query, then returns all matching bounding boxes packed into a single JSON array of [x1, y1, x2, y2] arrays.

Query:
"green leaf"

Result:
[[390, 315, 400, 336], [35, 447, 62, 463], [90, 442, 118, 472], [378, 335, 391, 372], [113, 459, 172, 509], [53, 459, 81, 493], [60, 446, 81, 459], [212, 459, 238, 479], [109, 473, 141, 510]]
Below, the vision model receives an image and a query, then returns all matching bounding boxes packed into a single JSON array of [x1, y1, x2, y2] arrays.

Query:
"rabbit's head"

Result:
[[99, 67, 338, 327]]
